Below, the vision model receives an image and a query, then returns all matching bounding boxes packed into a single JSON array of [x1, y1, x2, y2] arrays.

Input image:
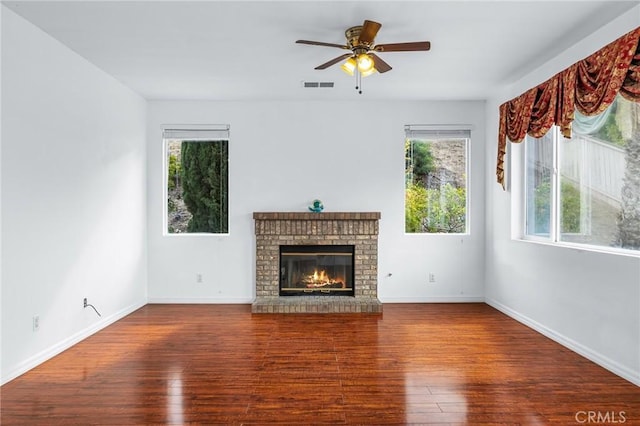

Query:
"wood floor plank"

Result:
[[2, 303, 639, 424]]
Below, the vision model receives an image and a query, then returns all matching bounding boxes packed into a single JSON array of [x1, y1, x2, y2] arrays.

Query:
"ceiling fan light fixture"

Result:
[[356, 53, 375, 73], [360, 66, 377, 77], [341, 57, 357, 76]]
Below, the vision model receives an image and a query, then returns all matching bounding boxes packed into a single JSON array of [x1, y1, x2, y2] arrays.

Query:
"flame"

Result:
[[304, 269, 345, 288], [313, 269, 330, 283]]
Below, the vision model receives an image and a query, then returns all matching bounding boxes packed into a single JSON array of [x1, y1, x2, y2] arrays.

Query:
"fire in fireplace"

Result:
[[279, 245, 354, 296]]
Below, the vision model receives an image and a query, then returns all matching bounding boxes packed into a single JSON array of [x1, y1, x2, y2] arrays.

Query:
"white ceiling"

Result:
[[3, 1, 638, 101]]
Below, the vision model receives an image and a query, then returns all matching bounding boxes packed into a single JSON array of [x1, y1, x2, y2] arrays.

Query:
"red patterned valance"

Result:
[[497, 27, 640, 188]]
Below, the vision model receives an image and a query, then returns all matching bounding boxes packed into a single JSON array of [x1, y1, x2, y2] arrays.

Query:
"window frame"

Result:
[[523, 128, 558, 244], [162, 125, 230, 237], [404, 125, 472, 235], [518, 127, 639, 258]]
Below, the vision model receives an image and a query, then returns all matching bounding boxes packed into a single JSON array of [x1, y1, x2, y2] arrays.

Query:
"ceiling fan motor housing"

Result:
[[345, 26, 368, 49]]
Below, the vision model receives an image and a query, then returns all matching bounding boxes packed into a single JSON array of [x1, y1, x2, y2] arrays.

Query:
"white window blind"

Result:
[[404, 125, 471, 140], [163, 125, 229, 140]]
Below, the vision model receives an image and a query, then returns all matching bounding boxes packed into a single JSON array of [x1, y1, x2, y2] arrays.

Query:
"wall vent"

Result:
[[302, 81, 334, 88]]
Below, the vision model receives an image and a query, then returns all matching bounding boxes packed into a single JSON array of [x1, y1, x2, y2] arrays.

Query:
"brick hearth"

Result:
[[252, 212, 382, 313]]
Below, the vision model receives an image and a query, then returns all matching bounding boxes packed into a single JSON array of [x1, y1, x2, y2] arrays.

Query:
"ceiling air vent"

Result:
[[302, 81, 334, 88]]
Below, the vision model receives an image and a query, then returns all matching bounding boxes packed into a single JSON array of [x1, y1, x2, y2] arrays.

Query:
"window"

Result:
[[404, 126, 470, 234], [524, 94, 639, 252], [525, 131, 554, 237], [164, 126, 229, 234]]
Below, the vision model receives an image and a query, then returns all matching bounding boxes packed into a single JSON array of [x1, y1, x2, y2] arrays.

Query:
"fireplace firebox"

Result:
[[279, 245, 354, 296]]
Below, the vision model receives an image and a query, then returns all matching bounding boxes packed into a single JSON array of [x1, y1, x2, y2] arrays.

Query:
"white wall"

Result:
[[485, 7, 640, 385], [1, 7, 148, 384], [147, 100, 486, 303]]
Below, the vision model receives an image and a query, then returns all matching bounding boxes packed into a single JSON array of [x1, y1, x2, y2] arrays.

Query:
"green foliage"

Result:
[[438, 185, 467, 233], [405, 139, 465, 233], [405, 140, 435, 184], [559, 180, 581, 233], [533, 178, 581, 234], [600, 121, 625, 147], [595, 101, 626, 147], [532, 181, 551, 234], [168, 154, 180, 190], [180, 140, 229, 233], [405, 183, 428, 233], [405, 183, 466, 233]]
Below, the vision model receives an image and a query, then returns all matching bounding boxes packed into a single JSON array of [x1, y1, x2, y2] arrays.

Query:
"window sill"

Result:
[[516, 237, 640, 259]]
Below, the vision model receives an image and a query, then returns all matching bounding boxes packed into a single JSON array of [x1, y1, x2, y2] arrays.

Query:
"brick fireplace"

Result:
[[252, 212, 382, 313]]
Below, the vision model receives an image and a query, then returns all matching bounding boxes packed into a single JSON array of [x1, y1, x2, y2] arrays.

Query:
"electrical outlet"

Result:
[[33, 315, 40, 332], [83, 298, 88, 308], [196, 273, 203, 283], [428, 273, 436, 283]]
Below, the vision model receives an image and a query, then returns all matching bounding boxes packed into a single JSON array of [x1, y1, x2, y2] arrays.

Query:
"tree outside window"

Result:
[[165, 138, 229, 234]]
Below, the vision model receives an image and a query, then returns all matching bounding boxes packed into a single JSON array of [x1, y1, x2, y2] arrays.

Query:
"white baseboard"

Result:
[[381, 296, 485, 303], [147, 297, 254, 304], [1, 299, 147, 385], [485, 297, 640, 387], [148, 297, 485, 304]]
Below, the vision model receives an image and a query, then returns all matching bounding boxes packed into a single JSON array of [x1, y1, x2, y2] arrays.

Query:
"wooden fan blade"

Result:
[[296, 40, 349, 49], [314, 53, 352, 70], [358, 20, 382, 45], [375, 41, 431, 52], [369, 53, 392, 73]]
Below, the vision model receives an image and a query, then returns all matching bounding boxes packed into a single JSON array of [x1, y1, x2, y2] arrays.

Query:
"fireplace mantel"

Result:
[[253, 212, 382, 313], [253, 212, 381, 220]]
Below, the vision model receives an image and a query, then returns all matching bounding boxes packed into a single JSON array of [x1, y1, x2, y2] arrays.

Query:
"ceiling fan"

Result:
[[296, 19, 431, 93]]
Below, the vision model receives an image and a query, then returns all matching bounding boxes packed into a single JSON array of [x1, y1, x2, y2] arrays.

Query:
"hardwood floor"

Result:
[[1, 303, 638, 425]]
